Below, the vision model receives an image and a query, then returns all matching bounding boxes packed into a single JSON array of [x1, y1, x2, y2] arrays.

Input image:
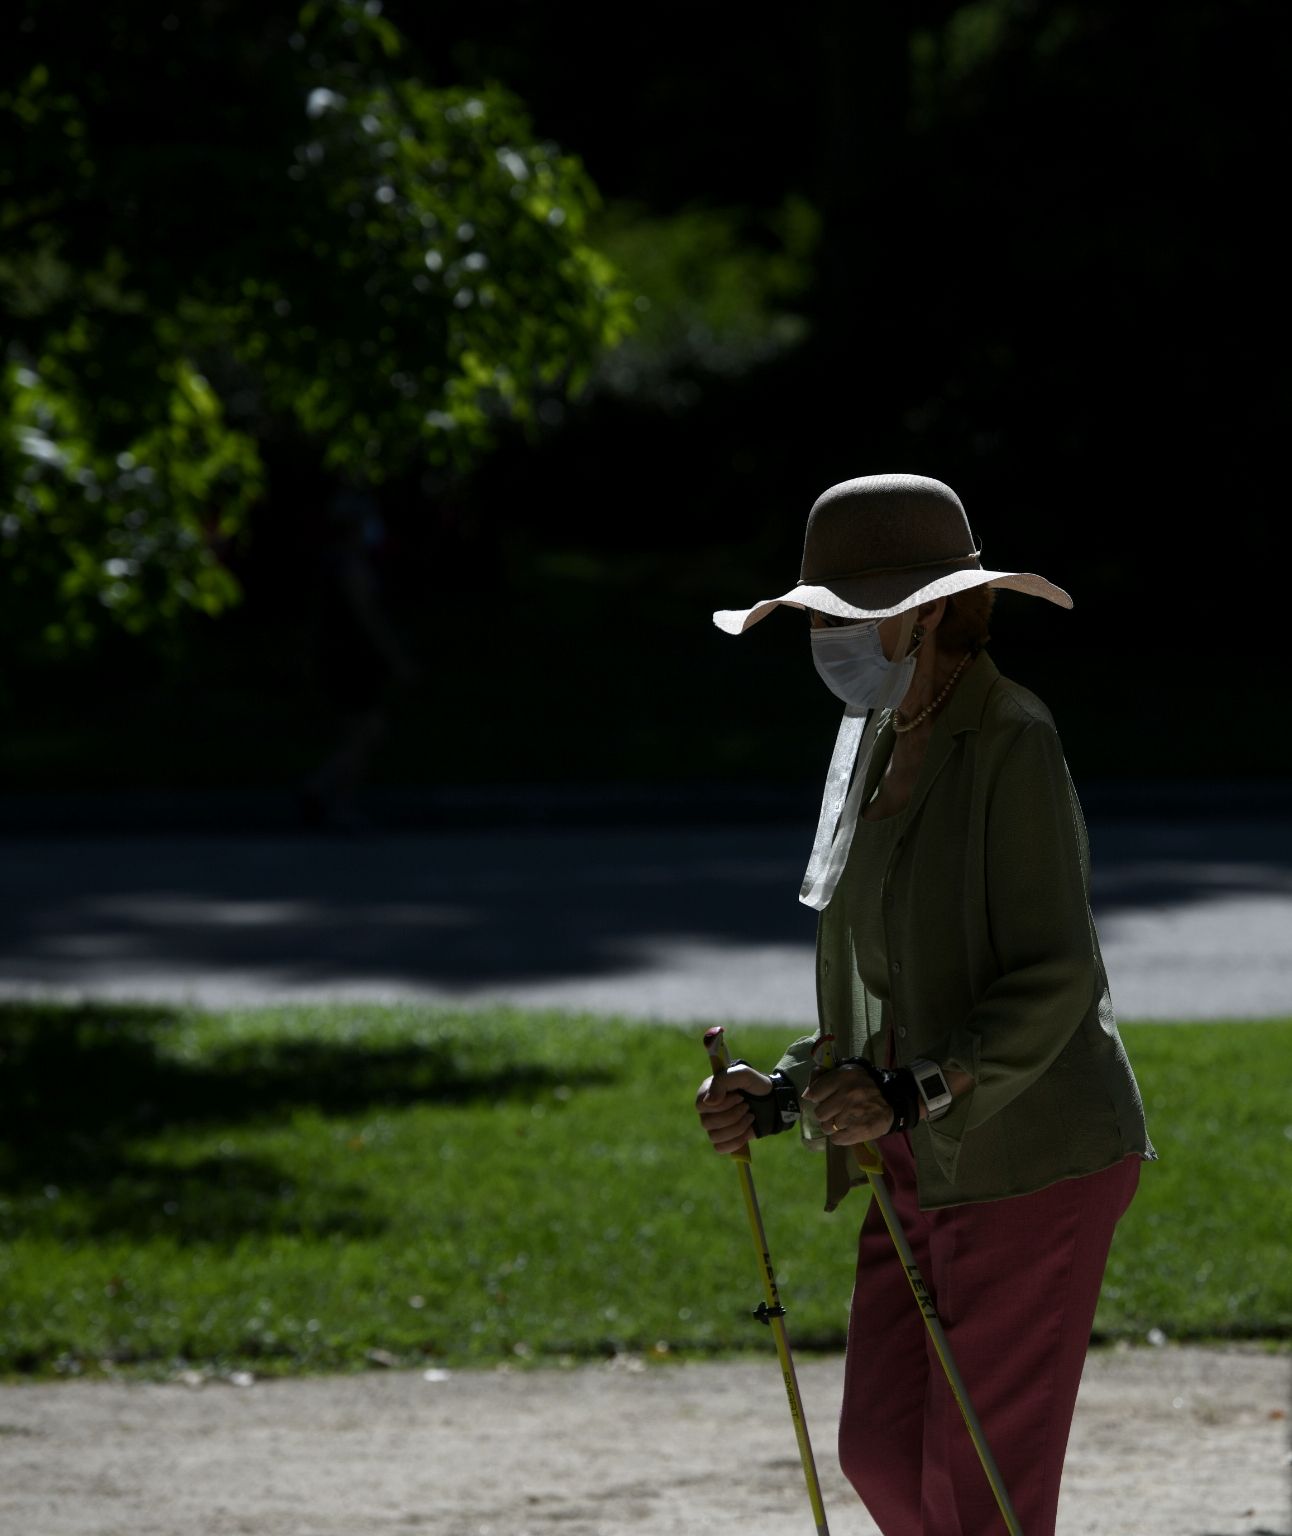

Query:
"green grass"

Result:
[[1, 1003, 1289, 1384]]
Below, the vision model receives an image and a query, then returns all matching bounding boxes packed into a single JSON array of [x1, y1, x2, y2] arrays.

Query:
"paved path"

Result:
[[1, 818, 1290, 1019], [1, 1347, 1288, 1535]]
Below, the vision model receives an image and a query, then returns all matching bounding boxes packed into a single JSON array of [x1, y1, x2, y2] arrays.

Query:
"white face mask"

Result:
[[809, 620, 917, 713], [799, 611, 919, 910]]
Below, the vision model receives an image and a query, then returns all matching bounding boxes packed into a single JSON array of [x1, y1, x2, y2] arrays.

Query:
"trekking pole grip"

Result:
[[703, 1024, 731, 1074], [703, 1026, 752, 1164]]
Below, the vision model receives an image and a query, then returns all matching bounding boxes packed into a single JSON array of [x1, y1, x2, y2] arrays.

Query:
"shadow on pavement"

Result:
[[1, 819, 1290, 995]]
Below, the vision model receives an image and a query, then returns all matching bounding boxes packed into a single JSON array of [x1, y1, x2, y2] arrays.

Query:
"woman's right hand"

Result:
[[695, 1066, 774, 1154]]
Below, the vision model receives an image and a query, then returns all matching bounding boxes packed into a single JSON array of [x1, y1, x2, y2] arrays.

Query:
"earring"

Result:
[[912, 624, 925, 642]]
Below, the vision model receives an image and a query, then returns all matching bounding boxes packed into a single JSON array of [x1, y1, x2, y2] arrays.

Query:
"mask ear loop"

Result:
[[892, 608, 917, 663], [799, 609, 917, 911]]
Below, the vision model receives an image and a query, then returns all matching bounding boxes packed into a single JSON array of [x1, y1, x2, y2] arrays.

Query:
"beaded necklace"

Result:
[[891, 649, 972, 735]]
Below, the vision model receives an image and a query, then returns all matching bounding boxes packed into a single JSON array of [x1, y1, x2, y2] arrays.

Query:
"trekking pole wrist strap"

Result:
[[730, 1061, 801, 1137], [838, 1057, 921, 1136]]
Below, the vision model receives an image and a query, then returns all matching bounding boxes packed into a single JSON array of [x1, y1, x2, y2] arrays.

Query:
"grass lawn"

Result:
[[1, 1003, 1289, 1383]]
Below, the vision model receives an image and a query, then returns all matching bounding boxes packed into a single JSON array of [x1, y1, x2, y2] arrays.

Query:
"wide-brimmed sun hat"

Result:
[[713, 473, 1071, 633]]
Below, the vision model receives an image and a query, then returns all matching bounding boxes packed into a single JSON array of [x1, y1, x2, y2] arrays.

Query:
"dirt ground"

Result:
[[0, 1344, 1287, 1536]]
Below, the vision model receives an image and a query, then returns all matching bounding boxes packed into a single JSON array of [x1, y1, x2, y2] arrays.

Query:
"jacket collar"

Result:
[[861, 649, 999, 818], [941, 647, 1000, 737]]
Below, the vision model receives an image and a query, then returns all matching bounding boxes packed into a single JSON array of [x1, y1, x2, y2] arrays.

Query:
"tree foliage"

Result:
[[1, 0, 633, 656], [588, 196, 820, 409]]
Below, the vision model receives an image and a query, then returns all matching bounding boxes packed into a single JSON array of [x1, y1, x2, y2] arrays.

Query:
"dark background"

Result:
[[4, 1, 1288, 817]]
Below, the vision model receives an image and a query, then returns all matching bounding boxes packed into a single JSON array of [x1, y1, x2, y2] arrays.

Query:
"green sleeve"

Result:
[[940, 718, 1100, 1136], [772, 1032, 819, 1098]]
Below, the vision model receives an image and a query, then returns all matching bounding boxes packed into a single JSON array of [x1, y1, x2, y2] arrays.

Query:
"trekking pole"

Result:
[[703, 1025, 830, 1536], [811, 1034, 1025, 1536]]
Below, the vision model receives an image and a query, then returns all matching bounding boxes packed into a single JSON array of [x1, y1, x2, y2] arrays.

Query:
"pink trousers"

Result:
[[838, 1132, 1140, 1536]]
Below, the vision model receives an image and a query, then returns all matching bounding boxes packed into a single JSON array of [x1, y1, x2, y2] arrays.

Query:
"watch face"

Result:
[[920, 1070, 949, 1099]]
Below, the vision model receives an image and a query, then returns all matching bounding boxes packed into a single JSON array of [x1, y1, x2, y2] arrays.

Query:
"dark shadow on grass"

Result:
[[52, 1145, 387, 1244], [0, 1000, 608, 1241]]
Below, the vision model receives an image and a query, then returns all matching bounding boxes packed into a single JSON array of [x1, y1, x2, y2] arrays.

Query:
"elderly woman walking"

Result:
[[695, 474, 1154, 1536]]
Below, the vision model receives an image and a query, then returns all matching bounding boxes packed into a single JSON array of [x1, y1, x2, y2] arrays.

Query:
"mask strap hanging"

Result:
[[798, 709, 882, 909]]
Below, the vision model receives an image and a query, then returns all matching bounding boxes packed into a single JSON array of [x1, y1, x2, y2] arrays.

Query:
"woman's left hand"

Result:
[[801, 1065, 895, 1145]]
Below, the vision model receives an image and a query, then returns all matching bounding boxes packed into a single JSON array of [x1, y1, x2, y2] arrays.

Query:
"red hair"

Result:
[[937, 585, 995, 655]]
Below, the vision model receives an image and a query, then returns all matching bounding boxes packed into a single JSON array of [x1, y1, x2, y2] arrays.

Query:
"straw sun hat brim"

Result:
[[712, 566, 1072, 635]]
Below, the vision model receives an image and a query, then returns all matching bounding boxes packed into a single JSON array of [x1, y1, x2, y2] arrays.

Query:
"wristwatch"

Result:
[[909, 1058, 954, 1122]]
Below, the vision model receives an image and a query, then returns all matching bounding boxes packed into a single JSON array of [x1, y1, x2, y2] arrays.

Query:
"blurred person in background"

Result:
[[298, 472, 421, 833], [695, 474, 1154, 1536]]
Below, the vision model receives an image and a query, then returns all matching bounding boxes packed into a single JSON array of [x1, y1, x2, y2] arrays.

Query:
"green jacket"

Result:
[[774, 650, 1155, 1211]]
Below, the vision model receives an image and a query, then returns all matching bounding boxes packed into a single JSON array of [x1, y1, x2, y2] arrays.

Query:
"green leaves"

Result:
[[1, 0, 634, 655], [2, 351, 261, 654], [586, 196, 819, 405], [253, 70, 634, 473]]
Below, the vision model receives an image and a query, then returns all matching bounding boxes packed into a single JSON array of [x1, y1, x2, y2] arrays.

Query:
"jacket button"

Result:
[[897, 1026, 908, 1038], [892, 960, 902, 974]]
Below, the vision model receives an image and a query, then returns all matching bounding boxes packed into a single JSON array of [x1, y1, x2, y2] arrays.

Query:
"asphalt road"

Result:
[[2, 817, 1290, 1021]]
